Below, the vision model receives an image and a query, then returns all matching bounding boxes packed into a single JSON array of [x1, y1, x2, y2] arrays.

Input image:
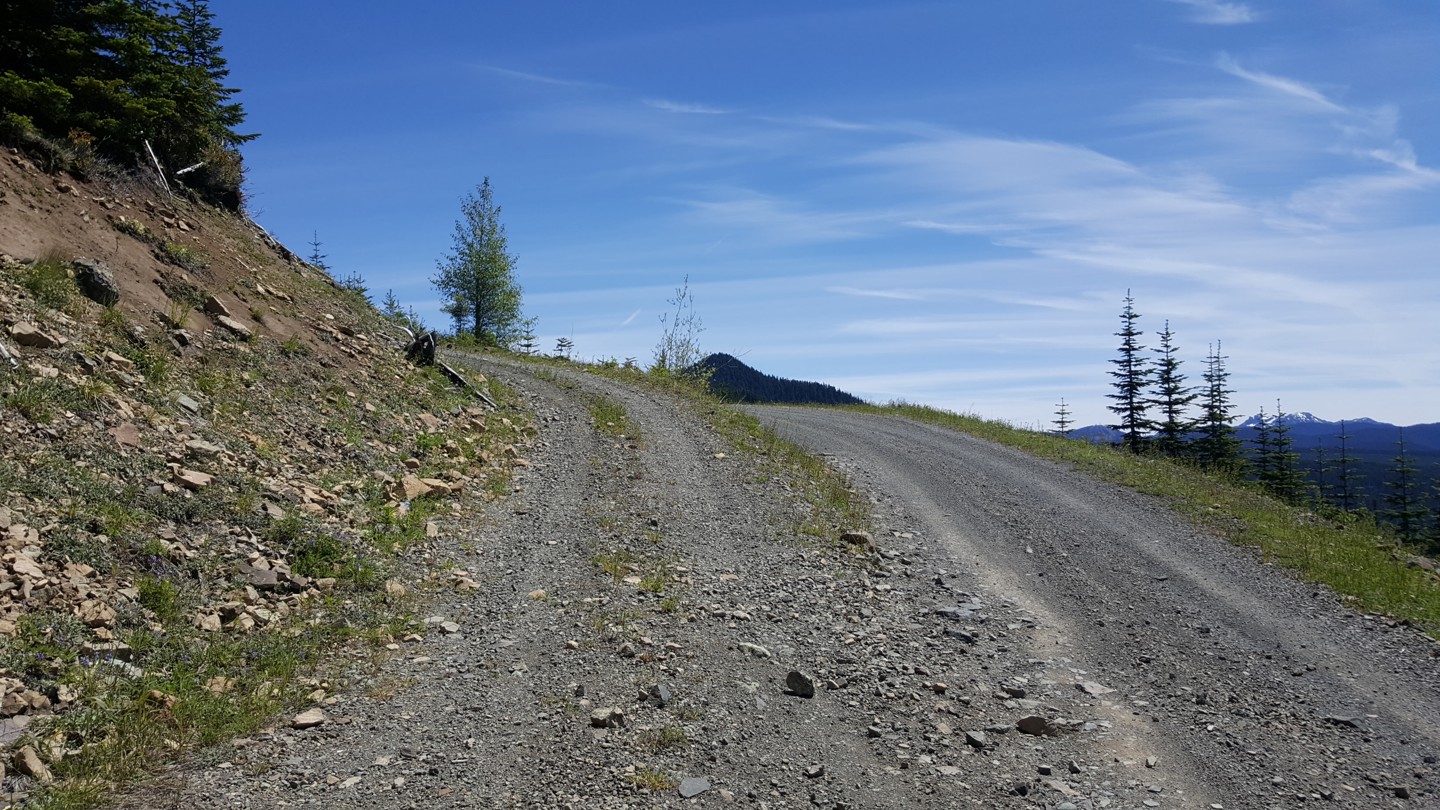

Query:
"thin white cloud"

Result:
[[619, 309, 642, 326], [669, 191, 891, 243], [1215, 54, 1343, 112], [479, 65, 597, 88], [643, 98, 730, 115], [825, 286, 926, 301], [1168, 0, 1258, 25]]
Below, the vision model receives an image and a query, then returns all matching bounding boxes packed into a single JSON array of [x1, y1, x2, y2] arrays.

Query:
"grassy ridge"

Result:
[[863, 402, 1440, 636]]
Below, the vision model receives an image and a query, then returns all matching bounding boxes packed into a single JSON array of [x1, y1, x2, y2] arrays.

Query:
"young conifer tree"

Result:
[[1150, 320, 1197, 457], [1106, 291, 1153, 452], [1053, 398, 1073, 437], [1193, 341, 1242, 471], [1384, 430, 1428, 544], [1258, 401, 1304, 503], [1331, 421, 1363, 512], [432, 178, 524, 346]]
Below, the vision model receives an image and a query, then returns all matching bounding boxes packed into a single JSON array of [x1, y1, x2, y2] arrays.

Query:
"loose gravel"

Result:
[[121, 364, 1439, 809]]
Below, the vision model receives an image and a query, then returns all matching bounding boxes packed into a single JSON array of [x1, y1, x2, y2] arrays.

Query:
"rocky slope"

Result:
[[0, 148, 533, 803]]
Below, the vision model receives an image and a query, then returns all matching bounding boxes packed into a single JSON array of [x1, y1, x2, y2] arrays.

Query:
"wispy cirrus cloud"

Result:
[[643, 98, 730, 115], [825, 286, 926, 301], [1167, 0, 1258, 25], [478, 65, 599, 88], [1214, 54, 1342, 111]]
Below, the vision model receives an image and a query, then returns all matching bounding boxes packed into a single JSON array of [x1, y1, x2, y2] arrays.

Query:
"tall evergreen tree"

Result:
[[1383, 429, 1428, 545], [1106, 290, 1153, 452], [1311, 440, 1331, 506], [1255, 400, 1303, 503], [1193, 341, 1242, 471], [1331, 421, 1362, 512], [1150, 320, 1197, 457], [0, 0, 254, 206], [432, 178, 525, 346]]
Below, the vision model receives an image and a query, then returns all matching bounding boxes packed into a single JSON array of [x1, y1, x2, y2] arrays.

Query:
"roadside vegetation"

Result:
[[0, 254, 531, 807], [865, 401, 1440, 636]]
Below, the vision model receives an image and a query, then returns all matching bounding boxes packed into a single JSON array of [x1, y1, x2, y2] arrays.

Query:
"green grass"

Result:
[[588, 394, 637, 439], [641, 725, 690, 752], [865, 401, 1440, 635], [161, 241, 209, 272], [12, 251, 81, 312], [626, 767, 678, 792]]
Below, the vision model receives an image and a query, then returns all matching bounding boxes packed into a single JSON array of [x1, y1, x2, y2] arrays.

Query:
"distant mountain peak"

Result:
[[1238, 411, 1328, 428], [691, 353, 863, 406]]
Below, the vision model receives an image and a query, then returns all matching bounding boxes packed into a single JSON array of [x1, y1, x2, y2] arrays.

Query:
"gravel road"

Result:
[[125, 366, 1438, 809], [750, 405, 1440, 808]]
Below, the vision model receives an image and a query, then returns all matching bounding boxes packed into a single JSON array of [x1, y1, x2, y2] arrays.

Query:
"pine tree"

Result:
[[0, 0, 255, 206], [1053, 398, 1073, 437], [432, 178, 524, 346], [1312, 441, 1332, 506], [1193, 341, 1242, 471], [1150, 320, 1197, 457], [1331, 421, 1362, 512], [1106, 290, 1153, 452], [307, 231, 328, 271], [1256, 400, 1303, 503], [1383, 429, 1428, 545], [440, 293, 474, 337], [555, 336, 574, 359]]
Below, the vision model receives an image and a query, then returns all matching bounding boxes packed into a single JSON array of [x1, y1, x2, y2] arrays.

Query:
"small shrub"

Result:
[[137, 576, 185, 624], [162, 242, 209, 272], [15, 251, 79, 311], [280, 336, 311, 358], [114, 218, 150, 239], [4, 376, 81, 422]]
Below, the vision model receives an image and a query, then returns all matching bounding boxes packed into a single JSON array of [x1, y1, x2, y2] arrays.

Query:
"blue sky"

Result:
[[218, 1, 1439, 428]]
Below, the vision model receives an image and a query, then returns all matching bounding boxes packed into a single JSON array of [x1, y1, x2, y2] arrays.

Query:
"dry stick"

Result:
[[143, 139, 173, 199], [437, 359, 498, 409]]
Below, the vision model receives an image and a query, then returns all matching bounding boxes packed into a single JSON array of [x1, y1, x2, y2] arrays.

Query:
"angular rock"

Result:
[[678, 776, 710, 798], [185, 439, 224, 458], [643, 683, 672, 707], [291, 708, 327, 729], [1077, 681, 1115, 696], [73, 259, 120, 306], [785, 670, 817, 699], [840, 530, 876, 550], [203, 294, 232, 317], [737, 642, 771, 659], [214, 315, 253, 339], [173, 468, 214, 490], [13, 745, 51, 784], [1016, 715, 1061, 736], [10, 322, 61, 349], [964, 730, 988, 748], [237, 564, 280, 590], [393, 474, 432, 500], [590, 707, 625, 728]]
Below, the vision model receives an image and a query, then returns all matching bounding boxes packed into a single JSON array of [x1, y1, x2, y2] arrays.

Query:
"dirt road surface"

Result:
[[132, 366, 1437, 809], [751, 405, 1440, 808]]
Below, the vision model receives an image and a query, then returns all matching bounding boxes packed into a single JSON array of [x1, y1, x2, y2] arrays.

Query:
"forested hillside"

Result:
[[0, 0, 252, 207], [694, 353, 864, 405]]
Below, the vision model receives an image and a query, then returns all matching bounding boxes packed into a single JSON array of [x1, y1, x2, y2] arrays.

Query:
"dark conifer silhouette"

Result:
[[1106, 291, 1153, 452]]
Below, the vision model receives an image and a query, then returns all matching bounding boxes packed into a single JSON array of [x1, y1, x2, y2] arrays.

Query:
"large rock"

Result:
[[203, 294, 231, 317], [785, 670, 817, 698], [213, 315, 252, 339], [72, 259, 120, 306], [9, 322, 61, 349]]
